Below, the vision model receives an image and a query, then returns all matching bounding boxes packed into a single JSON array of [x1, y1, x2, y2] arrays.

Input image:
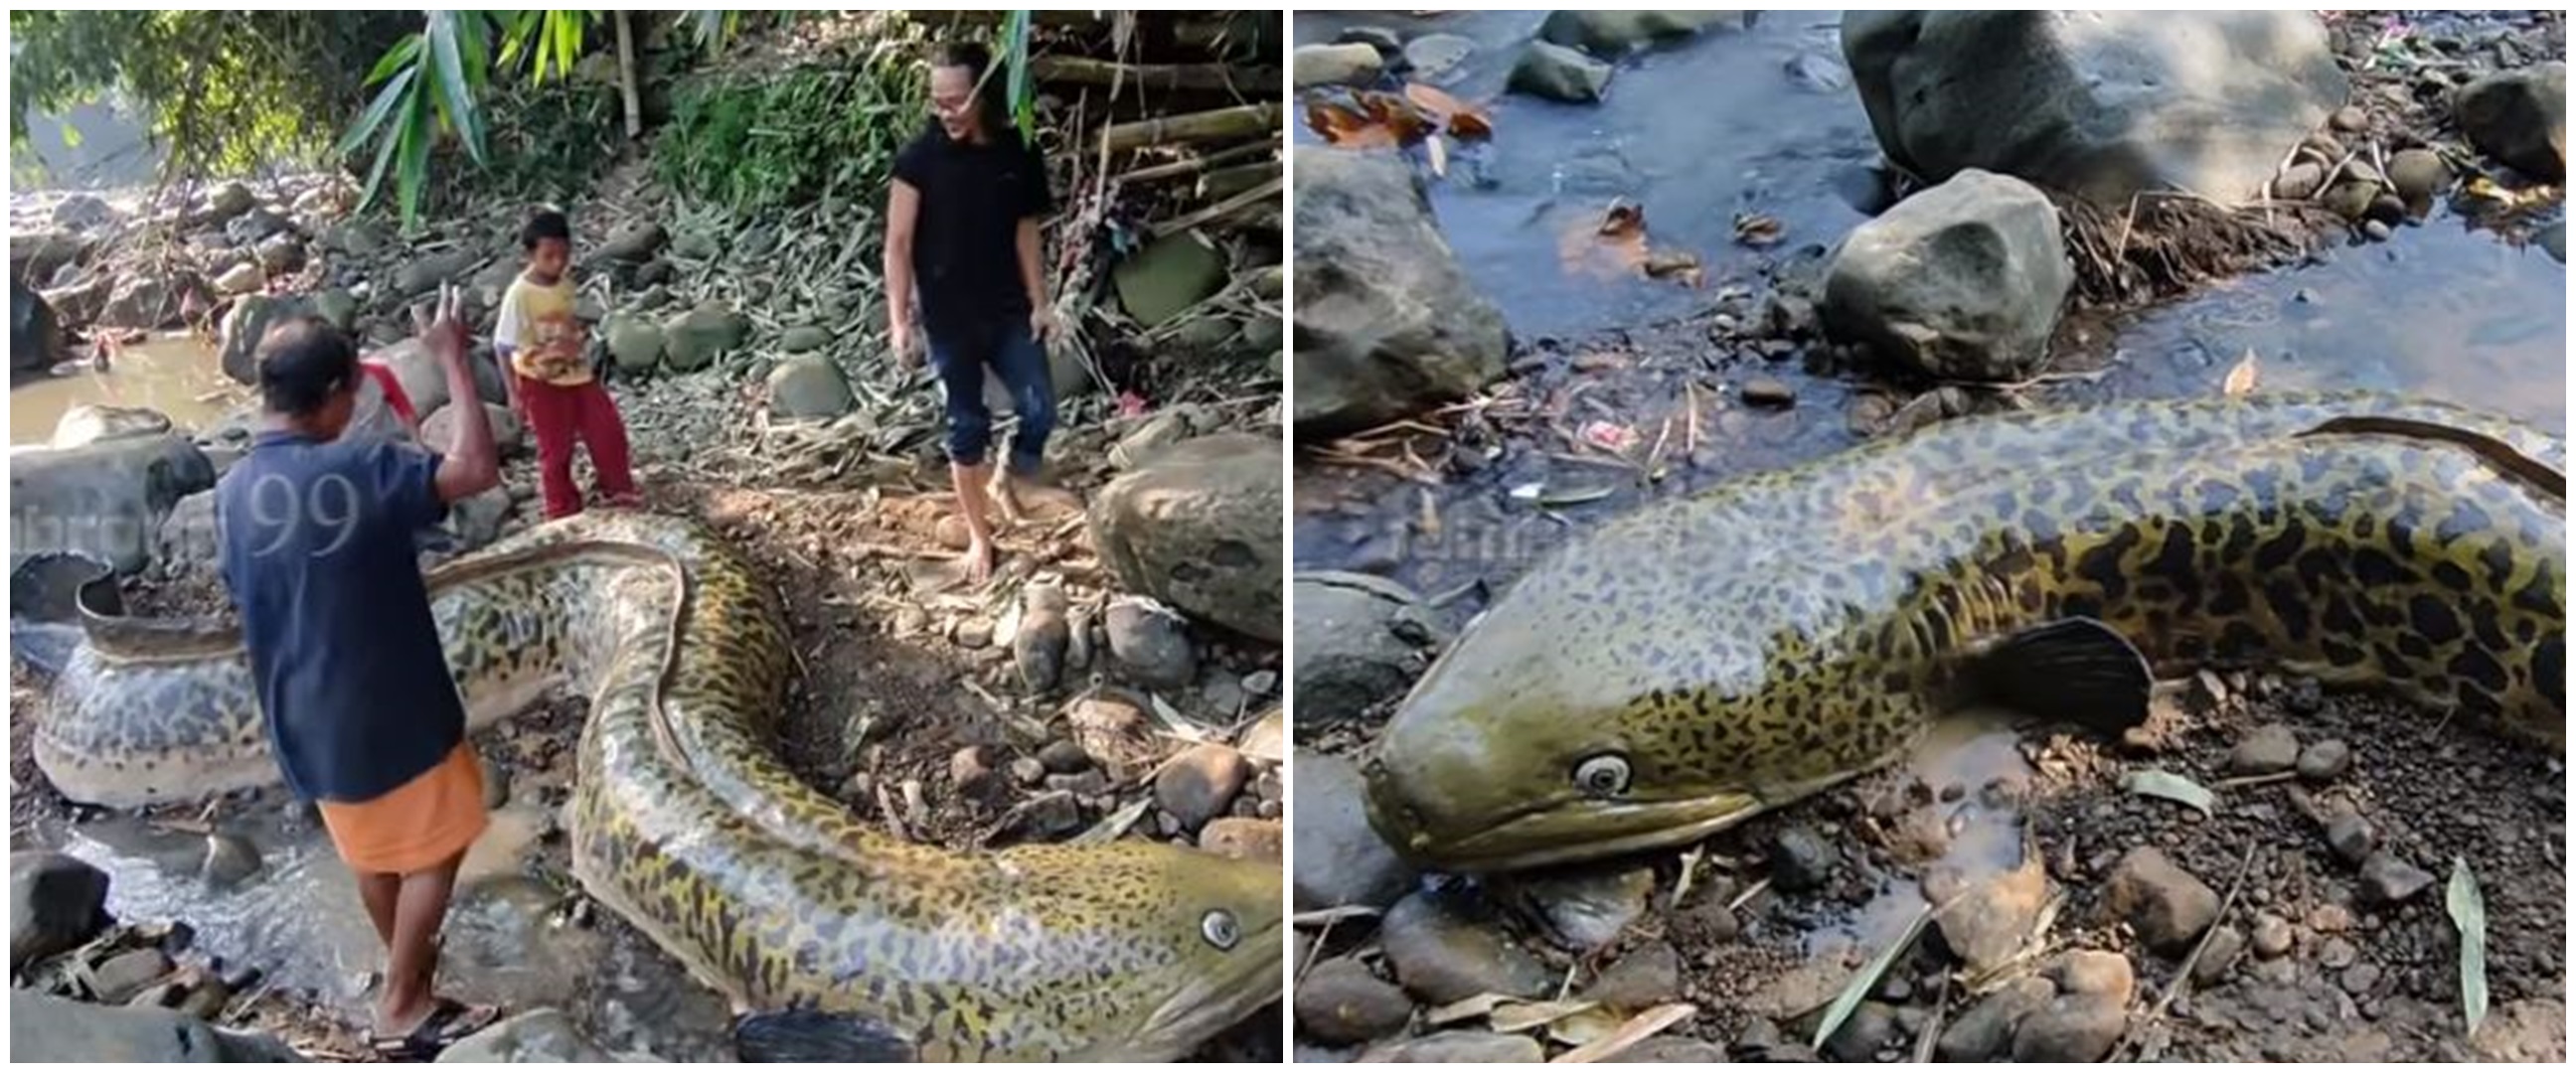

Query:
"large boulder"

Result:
[[1537, 11, 1742, 57], [11, 230, 93, 288], [13, 278, 67, 375], [1823, 169, 2071, 383], [52, 404, 173, 449], [11, 851, 110, 970], [663, 302, 750, 372], [97, 272, 193, 330], [2455, 62, 2566, 180], [765, 355, 855, 419], [421, 401, 527, 457], [218, 292, 318, 384], [1508, 41, 1614, 103], [11, 432, 220, 575], [1089, 433, 1283, 643], [1293, 149, 1509, 436], [9, 990, 303, 1062], [1843, 12, 2348, 207], [1292, 572, 1443, 727]]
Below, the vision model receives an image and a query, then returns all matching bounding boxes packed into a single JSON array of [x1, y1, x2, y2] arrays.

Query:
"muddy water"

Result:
[[11, 335, 242, 445], [23, 791, 733, 1058]]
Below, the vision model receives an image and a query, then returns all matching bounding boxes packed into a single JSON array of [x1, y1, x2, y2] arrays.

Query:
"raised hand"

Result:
[[412, 283, 469, 359]]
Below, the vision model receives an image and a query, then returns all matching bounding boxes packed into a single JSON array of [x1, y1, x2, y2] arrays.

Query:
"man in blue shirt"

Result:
[[215, 285, 504, 1057]]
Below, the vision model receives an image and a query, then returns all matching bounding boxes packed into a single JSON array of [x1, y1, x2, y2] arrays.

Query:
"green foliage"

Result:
[[654, 38, 929, 213]]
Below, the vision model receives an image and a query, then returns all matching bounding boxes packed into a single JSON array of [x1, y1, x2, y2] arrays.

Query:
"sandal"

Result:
[[371, 996, 501, 1061]]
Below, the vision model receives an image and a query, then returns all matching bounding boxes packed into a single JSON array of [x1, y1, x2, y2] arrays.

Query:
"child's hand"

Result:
[[1029, 307, 1060, 345], [890, 322, 921, 371]]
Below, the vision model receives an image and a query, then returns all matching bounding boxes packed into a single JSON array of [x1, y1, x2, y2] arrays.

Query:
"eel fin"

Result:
[[731, 1004, 918, 1063], [2295, 414, 2566, 502], [1962, 617, 2152, 736]]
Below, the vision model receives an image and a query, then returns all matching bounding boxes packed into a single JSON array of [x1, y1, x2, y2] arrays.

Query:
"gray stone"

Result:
[[1825, 1000, 1901, 1061], [1153, 744, 1252, 830], [2358, 851, 2435, 906], [1294, 958, 1413, 1043], [1768, 827, 1840, 892], [1291, 571, 1442, 727], [2048, 950, 2135, 1003], [90, 947, 176, 1003], [1360, 1030, 1543, 1063], [2326, 811, 2376, 865], [2012, 993, 2127, 1063], [597, 222, 668, 262], [52, 194, 116, 231], [2275, 161, 2327, 200], [1102, 596, 1197, 690], [255, 231, 306, 275], [1402, 34, 1478, 84], [213, 261, 264, 296], [1015, 581, 1070, 694], [10, 989, 302, 1062], [217, 292, 317, 383], [397, 248, 482, 297], [1503, 866, 1653, 952], [422, 401, 526, 459], [1824, 169, 2070, 383], [51, 404, 171, 449], [11, 851, 110, 969], [2105, 846, 2218, 955], [1089, 434, 1282, 643], [1115, 230, 1229, 330], [2229, 723, 2301, 775], [1931, 845, 2049, 976], [1580, 940, 1684, 1011], [780, 325, 832, 354], [605, 313, 664, 372], [435, 1007, 614, 1063], [1292, 751, 1420, 911], [1538, 11, 1742, 56], [765, 355, 856, 419], [1510, 41, 1615, 103], [2251, 913, 2294, 958], [97, 272, 188, 330], [2455, 62, 2565, 179], [663, 302, 749, 371], [12, 433, 218, 576], [1937, 977, 2053, 1061], [200, 832, 263, 888], [1379, 892, 1555, 1004], [1612, 1038, 1732, 1062], [2194, 925, 2246, 986], [1293, 148, 1510, 435], [2298, 738, 2353, 781], [1295, 43, 1384, 88], [208, 181, 257, 220], [13, 280, 67, 374], [2386, 148, 2452, 204], [312, 288, 360, 332], [1844, 12, 2350, 206]]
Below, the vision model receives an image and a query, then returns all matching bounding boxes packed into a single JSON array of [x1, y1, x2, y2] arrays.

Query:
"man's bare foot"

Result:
[[961, 536, 996, 585]]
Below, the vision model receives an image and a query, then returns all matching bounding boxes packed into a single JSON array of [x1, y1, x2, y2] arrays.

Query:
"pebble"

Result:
[[1938, 977, 2053, 1061], [2012, 993, 2128, 1063], [1037, 739, 1091, 775], [2105, 847, 2218, 955], [2050, 950, 2136, 1003], [1007, 757, 1046, 788], [1378, 892, 1554, 1004], [949, 745, 1002, 801], [2319, 936, 2360, 971], [1153, 744, 1251, 830], [2363, 220, 2393, 241], [2228, 723, 2301, 775], [1199, 818, 1282, 862], [1824, 1001, 1900, 1062], [1506, 867, 1652, 952], [951, 617, 994, 650], [2358, 851, 2435, 906], [1740, 377, 1797, 407], [2330, 104, 2368, 132], [1104, 598, 1196, 690], [1580, 940, 1683, 1010], [1291, 751, 1419, 911], [1294, 959, 1412, 1043], [2341, 962, 2383, 996], [1360, 1030, 1543, 1063], [1044, 770, 1109, 798], [89, 948, 176, 1004], [2297, 739, 2354, 781], [2251, 913, 2295, 959], [2309, 903, 2355, 933], [2194, 925, 2246, 986], [1768, 827, 1839, 892], [2326, 811, 2376, 865], [1241, 670, 1278, 696], [200, 833, 263, 888]]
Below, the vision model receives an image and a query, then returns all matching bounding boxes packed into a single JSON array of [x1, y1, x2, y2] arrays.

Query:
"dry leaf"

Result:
[[2223, 349, 2259, 395], [1549, 1003, 1698, 1064], [1732, 213, 1786, 247], [1644, 250, 1700, 279], [1425, 993, 1516, 1026], [1490, 999, 1599, 1034], [1404, 81, 1496, 140], [1546, 1006, 1627, 1046], [1449, 109, 1495, 140]]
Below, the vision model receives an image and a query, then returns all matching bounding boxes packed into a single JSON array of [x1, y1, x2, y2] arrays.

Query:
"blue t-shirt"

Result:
[[215, 431, 464, 803]]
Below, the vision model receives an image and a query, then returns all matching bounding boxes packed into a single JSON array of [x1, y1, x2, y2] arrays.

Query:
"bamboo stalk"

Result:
[[1029, 55, 1279, 96], [1099, 103, 1281, 154], [1105, 139, 1276, 184], [1148, 176, 1283, 237], [1197, 161, 1281, 201]]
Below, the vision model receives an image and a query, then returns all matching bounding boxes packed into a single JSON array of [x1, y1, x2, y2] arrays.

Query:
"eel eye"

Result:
[[1573, 753, 1632, 798], [1201, 909, 1239, 950]]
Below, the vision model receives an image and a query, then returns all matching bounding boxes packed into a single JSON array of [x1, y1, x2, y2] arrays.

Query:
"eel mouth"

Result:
[[1368, 788, 1773, 874], [1132, 916, 1288, 1059]]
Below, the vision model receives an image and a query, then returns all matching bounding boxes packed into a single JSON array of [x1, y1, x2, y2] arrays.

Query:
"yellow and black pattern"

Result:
[[1365, 390, 2565, 873], [31, 511, 1282, 1062]]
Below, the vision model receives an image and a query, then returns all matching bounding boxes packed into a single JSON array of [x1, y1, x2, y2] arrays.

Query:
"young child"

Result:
[[493, 209, 640, 519]]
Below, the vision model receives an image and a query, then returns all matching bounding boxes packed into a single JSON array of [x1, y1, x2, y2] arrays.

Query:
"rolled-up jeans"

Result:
[[926, 318, 1054, 477]]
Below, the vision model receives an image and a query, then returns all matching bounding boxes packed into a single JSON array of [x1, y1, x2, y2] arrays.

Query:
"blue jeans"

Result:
[[927, 319, 1054, 476]]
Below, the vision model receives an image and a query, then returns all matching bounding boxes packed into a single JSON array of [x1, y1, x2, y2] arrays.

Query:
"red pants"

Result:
[[516, 375, 637, 519]]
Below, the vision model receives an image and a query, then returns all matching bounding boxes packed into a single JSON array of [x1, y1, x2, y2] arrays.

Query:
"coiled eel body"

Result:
[[1364, 391, 2566, 873], [23, 510, 1282, 1061]]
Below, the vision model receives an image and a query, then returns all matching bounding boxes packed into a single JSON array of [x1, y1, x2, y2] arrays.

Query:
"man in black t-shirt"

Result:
[[886, 40, 1072, 585]]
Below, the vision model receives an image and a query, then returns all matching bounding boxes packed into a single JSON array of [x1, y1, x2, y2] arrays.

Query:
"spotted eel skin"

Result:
[[27, 511, 1282, 1061], [1365, 390, 2565, 873]]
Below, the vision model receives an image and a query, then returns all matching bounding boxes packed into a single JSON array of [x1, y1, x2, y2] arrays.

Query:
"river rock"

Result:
[[435, 1008, 614, 1063], [2012, 992, 2127, 1063], [2326, 811, 2376, 865], [2297, 738, 2353, 781], [2455, 62, 2565, 179], [256, 231, 307, 275], [12, 432, 219, 575], [227, 209, 290, 247], [213, 261, 264, 296], [1102, 596, 1196, 690], [1291, 571, 1440, 726], [1938, 977, 2053, 1061], [1293, 750, 1420, 911], [1379, 891, 1555, 1004], [311, 288, 359, 332], [1509, 41, 1614, 102], [397, 248, 481, 297], [1014, 579, 1070, 693], [11, 990, 302, 1062], [1114, 230, 1229, 329], [2105, 847, 2218, 955], [2194, 924, 2246, 985], [90, 947, 176, 1003], [779, 325, 832, 354], [218, 292, 320, 384], [11, 851, 110, 970], [1292, 148, 1510, 435], [2252, 912, 2294, 958], [1089, 434, 1282, 643], [52, 193, 116, 231], [1768, 826, 1840, 892], [2228, 722, 2301, 775], [1294, 43, 1384, 88], [1155, 744, 1252, 831], [1503, 866, 1653, 952], [98, 272, 191, 330], [153, 491, 221, 580], [1618, 1038, 1732, 1062], [604, 313, 665, 373], [1296, 958, 1412, 1043], [1844, 11, 2349, 207], [421, 401, 526, 458], [598, 222, 667, 263], [1930, 844, 2048, 975], [1200, 818, 1281, 862], [663, 301, 749, 372], [2358, 851, 2434, 906], [51, 404, 171, 450], [206, 181, 257, 220], [200, 833, 262, 888], [1581, 939, 1684, 1010], [2386, 148, 2451, 204], [1361, 1030, 1544, 1063], [1403, 34, 1477, 83], [1824, 169, 2070, 382], [1825, 1000, 1902, 1061], [2049, 950, 2135, 1003], [765, 355, 855, 419], [1538, 10, 1741, 56], [12, 280, 67, 375]]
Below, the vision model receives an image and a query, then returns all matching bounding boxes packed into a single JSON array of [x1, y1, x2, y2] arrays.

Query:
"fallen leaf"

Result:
[[1490, 998, 1598, 1034], [2123, 769, 2216, 816], [1732, 213, 1786, 247], [2449, 856, 2488, 1035], [2222, 349, 2259, 395], [1404, 80, 1496, 140], [1449, 108, 1495, 140], [1546, 1005, 1627, 1046], [1551, 1003, 1697, 1064], [1425, 993, 1516, 1027], [1644, 250, 1701, 279], [1305, 98, 1404, 148]]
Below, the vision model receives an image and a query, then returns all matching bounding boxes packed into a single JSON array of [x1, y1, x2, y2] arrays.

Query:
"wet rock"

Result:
[[1768, 827, 1840, 892], [2297, 738, 2353, 782], [2340, 961, 2381, 996], [256, 231, 306, 275], [1581, 939, 1683, 1011], [1089, 434, 1282, 642], [421, 402, 526, 459], [1295, 43, 1384, 88], [1825, 1000, 1902, 1061], [1822, 169, 2071, 383], [1292, 148, 1509, 435], [1380, 892, 1555, 1004], [11, 279, 67, 375], [1538, 11, 1740, 56], [97, 272, 192, 330], [1509, 41, 1614, 103], [2012, 992, 2127, 1063], [1361, 1030, 1544, 1063], [1292, 572, 1441, 726], [52, 193, 116, 231], [1740, 377, 1796, 407], [1938, 977, 2052, 1061], [2362, 220, 2392, 242], [2194, 925, 2245, 985], [951, 617, 994, 650], [1295, 958, 1412, 1043], [779, 325, 832, 355], [950, 745, 1004, 803], [1037, 737, 1090, 776], [12, 432, 218, 575], [662, 301, 750, 372], [2357, 851, 2434, 906], [1065, 696, 1159, 781], [1845, 11, 2348, 207], [1200, 818, 1282, 862], [2274, 161, 2327, 200], [766, 355, 855, 419], [437, 1007, 614, 1063], [2385, 148, 2451, 204], [1114, 231, 1229, 330], [1930, 844, 2048, 975], [598, 222, 667, 262], [2105, 846, 2218, 955], [1403, 34, 1477, 84], [208, 181, 258, 220], [2228, 723, 2301, 775], [1503, 866, 1653, 951], [604, 313, 664, 373], [2455, 62, 2565, 179], [11, 989, 301, 1062], [214, 261, 265, 296], [1103, 596, 1197, 690], [2048, 950, 2135, 1003], [90, 947, 176, 1003], [200, 833, 263, 888], [53, 404, 172, 449], [2325, 811, 2376, 865], [1294, 751, 1419, 910], [2321, 180, 2379, 222], [2318, 934, 2359, 970], [1155, 744, 1252, 830], [2251, 912, 2294, 959], [397, 248, 481, 297], [217, 292, 318, 384]]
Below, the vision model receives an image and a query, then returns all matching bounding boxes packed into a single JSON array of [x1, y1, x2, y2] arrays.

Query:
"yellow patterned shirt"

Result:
[[494, 273, 592, 386]]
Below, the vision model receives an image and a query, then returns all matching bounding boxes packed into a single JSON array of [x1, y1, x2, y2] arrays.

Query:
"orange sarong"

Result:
[[316, 743, 490, 875]]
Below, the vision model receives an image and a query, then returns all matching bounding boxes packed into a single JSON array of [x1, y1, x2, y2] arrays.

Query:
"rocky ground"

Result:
[[1289, 8, 2563, 1065]]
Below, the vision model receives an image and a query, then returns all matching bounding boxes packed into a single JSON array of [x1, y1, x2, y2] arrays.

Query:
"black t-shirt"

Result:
[[891, 121, 1053, 336]]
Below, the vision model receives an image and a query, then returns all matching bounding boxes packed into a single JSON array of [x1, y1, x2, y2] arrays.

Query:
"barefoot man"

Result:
[[885, 39, 1073, 583], [213, 285, 504, 1059]]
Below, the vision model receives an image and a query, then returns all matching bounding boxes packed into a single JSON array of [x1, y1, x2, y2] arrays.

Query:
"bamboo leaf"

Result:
[[2123, 769, 2216, 816], [1812, 903, 1934, 1053], [366, 35, 422, 87], [396, 90, 432, 232], [354, 85, 408, 215], [425, 11, 486, 166], [340, 66, 419, 157], [2448, 856, 2489, 1036]]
